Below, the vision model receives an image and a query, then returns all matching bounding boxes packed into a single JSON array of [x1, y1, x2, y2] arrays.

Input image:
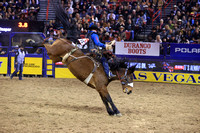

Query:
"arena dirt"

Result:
[[0, 77, 200, 133]]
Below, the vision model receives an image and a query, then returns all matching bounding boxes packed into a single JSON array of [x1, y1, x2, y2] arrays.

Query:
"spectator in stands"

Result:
[[131, 9, 137, 20], [180, 36, 190, 44], [155, 34, 164, 54], [7, 1, 16, 11], [164, 24, 171, 34], [172, 5, 179, 15], [173, 24, 180, 35], [118, 26, 126, 41], [28, 11, 36, 20], [125, 19, 133, 31], [115, 15, 125, 31], [102, 32, 111, 43], [80, 9, 87, 18], [65, 2, 74, 15], [29, 0, 40, 13], [134, 14, 143, 34], [158, 19, 165, 31], [44, 29, 57, 44], [155, 34, 162, 43], [177, 19, 183, 29], [74, 12, 82, 24], [140, 11, 147, 26], [160, 28, 167, 39], [107, 10, 116, 21], [168, 35, 177, 43], [9, 11, 17, 20], [149, 27, 158, 41], [185, 30, 192, 42], [181, 15, 187, 28], [166, 29, 174, 40], [87, 3, 96, 14], [192, 28, 200, 43], [7, 7, 12, 17], [167, 19, 173, 29], [16, 0, 24, 9], [147, 35, 154, 42], [194, 21, 200, 29], [155, 25, 161, 33], [110, 31, 121, 41]]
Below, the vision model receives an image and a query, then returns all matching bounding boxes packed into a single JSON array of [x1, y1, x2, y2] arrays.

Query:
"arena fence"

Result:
[[0, 33, 200, 85]]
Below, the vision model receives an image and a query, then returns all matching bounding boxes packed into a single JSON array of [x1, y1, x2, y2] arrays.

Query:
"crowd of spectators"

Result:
[[45, 0, 199, 45], [148, 0, 200, 44], [0, 0, 40, 21], [45, 0, 166, 43]]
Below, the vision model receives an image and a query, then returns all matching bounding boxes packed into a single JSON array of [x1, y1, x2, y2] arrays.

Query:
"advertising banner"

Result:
[[129, 60, 200, 74], [0, 57, 8, 74], [170, 44, 200, 58], [134, 71, 200, 85], [55, 68, 76, 78], [115, 41, 160, 56], [11, 57, 43, 75]]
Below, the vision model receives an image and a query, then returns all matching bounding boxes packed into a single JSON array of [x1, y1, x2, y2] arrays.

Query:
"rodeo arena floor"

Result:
[[0, 77, 199, 133]]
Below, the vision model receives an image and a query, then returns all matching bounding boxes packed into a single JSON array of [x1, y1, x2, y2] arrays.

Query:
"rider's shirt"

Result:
[[88, 31, 106, 51]]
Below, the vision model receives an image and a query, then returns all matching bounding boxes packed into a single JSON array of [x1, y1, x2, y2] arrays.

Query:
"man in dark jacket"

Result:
[[10, 45, 26, 80]]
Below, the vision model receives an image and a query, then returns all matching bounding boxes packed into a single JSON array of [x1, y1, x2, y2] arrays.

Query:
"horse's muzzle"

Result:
[[123, 88, 132, 95], [127, 90, 132, 95]]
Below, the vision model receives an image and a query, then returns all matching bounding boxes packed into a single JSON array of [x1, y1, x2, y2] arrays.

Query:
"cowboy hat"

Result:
[[88, 24, 99, 30]]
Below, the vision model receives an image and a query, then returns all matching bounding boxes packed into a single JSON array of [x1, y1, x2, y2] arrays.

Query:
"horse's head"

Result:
[[119, 65, 136, 95], [43, 39, 73, 63]]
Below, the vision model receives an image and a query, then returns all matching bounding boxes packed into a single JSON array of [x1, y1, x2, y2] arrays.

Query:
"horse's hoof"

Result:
[[114, 113, 122, 117]]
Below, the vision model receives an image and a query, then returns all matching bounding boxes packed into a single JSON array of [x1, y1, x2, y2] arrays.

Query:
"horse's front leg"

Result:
[[106, 93, 122, 116], [98, 88, 121, 116], [99, 92, 115, 115]]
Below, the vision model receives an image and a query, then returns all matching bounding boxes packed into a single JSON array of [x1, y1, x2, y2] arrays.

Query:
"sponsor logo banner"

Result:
[[115, 41, 160, 56], [55, 68, 76, 78], [54, 68, 200, 85], [134, 71, 200, 85], [129, 60, 200, 74], [11, 57, 43, 75], [170, 44, 200, 58], [0, 57, 8, 74]]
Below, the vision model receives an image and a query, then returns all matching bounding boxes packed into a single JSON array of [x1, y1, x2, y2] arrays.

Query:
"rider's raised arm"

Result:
[[91, 33, 106, 48]]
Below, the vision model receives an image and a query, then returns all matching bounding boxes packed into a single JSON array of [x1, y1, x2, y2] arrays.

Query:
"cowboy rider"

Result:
[[87, 24, 116, 79]]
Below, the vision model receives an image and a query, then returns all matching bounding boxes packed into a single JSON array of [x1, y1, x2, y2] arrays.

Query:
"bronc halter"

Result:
[[116, 68, 134, 94]]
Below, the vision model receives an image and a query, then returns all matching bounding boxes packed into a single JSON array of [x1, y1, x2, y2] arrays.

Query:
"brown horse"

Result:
[[44, 38, 136, 116]]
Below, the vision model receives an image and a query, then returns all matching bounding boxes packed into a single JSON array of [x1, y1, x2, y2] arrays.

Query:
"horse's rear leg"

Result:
[[98, 89, 121, 116]]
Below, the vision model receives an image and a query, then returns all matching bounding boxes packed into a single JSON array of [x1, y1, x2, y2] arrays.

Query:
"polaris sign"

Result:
[[175, 48, 200, 53], [170, 44, 200, 60]]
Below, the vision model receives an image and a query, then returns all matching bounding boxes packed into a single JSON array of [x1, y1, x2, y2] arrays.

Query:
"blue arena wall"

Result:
[[0, 32, 199, 85]]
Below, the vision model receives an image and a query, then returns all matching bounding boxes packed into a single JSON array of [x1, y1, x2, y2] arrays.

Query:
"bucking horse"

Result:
[[44, 38, 136, 116]]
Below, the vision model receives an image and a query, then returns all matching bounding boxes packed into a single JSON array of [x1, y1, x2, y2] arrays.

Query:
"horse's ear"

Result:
[[128, 65, 137, 73]]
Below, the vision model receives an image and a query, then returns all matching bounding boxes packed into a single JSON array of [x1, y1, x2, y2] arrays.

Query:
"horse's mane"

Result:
[[108, 58, 128, 71]]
